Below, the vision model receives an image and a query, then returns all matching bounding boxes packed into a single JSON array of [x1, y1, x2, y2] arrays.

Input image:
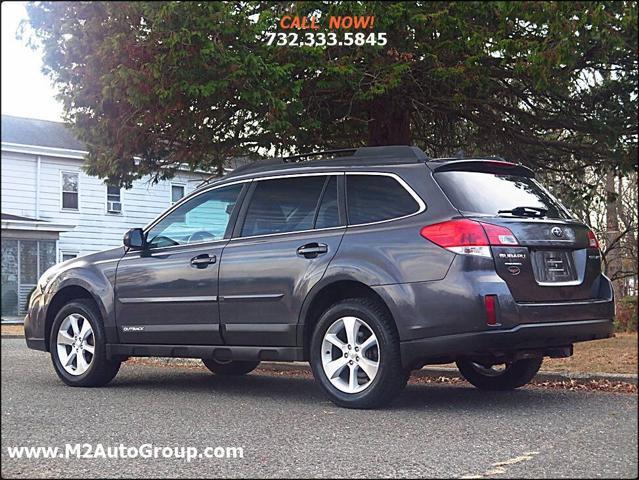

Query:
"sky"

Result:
[[1, 1, 64, 122]]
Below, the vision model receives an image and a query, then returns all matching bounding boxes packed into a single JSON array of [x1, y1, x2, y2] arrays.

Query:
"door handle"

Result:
[[297, 243, 328, 258], [190, 254, 216, 268]]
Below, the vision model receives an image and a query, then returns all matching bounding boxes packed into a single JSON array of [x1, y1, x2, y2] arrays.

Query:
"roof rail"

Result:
[[281, 148, 358, 163], [218, 145, 430, 181], [353, 145, 429, 161]]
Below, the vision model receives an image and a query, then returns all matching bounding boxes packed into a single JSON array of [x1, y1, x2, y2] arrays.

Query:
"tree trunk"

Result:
[[367, 94, 411, 146], [615, 173, 627, 297], [605, 170, 623, 298], [628, 171, 639, 296]]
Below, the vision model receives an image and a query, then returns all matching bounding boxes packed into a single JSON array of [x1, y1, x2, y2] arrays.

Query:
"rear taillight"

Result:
[[420, 219, 519, 258], [481, 222, 519, 246], [587, 229, 600, 249]]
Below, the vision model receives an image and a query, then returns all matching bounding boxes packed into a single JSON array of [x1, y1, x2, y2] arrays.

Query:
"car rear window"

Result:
[[434, 171, 569, 219], [347, 175, 420, 225]]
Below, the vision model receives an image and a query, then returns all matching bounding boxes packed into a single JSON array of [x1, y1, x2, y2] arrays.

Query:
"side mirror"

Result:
[[123, 228, 146, 250]]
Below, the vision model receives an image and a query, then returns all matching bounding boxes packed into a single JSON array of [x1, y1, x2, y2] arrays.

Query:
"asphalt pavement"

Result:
[[1, 338, 637, 478]]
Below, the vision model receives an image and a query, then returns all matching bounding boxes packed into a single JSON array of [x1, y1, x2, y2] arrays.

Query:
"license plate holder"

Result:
[[531, 250, 578, 285]]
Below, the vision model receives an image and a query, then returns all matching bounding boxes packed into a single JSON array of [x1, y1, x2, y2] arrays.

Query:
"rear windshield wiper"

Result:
[[497, 206, 548, 218]]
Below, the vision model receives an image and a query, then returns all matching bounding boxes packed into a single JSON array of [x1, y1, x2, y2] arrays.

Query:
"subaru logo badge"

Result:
[[507, 266, 521, 276], [551, 227, 563, 238]]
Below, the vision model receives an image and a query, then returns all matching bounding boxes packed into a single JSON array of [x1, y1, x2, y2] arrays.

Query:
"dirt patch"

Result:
[[1, 325, 24, 337]]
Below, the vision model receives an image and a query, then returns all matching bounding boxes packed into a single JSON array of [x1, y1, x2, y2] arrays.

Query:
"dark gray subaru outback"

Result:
[[24, 146, 614, 408]]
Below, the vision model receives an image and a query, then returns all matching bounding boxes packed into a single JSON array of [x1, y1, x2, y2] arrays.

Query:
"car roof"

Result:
[[193, 146, 534, 192], [226, 146, 430, 177], [193, 146, 428, 191]]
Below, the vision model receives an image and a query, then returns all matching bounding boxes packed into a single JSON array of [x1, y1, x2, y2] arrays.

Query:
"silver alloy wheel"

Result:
[[56, 313, 95, 376], [470, 362, 508, 377], [321, 316, 380, 394]]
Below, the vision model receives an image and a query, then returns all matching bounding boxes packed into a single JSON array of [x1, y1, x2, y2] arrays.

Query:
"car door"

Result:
[[219, 173, 346, 346], [115, 183, 246, 345]]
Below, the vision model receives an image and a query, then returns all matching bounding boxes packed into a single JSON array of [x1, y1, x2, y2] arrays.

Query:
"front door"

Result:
[[115, 183, 245, 345], [219, 174, 345, 346]]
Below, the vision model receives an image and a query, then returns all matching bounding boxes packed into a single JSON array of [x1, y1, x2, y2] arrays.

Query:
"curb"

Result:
[[258, 361, 638, 385], [1, 316, 24, 325], [411, 365, 638, 385]]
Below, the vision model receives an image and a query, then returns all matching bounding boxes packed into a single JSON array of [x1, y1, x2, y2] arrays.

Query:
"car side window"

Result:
[[314, 176, 340, 229], [146, 184, 243, 248], [347, 174, 420, 225], [241, 176, 328, 237]]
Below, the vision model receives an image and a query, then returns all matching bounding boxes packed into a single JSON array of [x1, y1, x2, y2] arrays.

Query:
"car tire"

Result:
[[456, 357, 543, 390], [310, 298, 408, 409], [201, 359, 260, 376], [49, 299, 121, 387]]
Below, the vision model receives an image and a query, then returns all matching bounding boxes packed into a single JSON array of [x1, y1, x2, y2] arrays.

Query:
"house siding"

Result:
[[1, 148, 209, 259], [1, 152, 38, 217]]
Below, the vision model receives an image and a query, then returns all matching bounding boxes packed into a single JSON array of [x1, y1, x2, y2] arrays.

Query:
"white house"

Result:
[[1, 115, 210, 316]]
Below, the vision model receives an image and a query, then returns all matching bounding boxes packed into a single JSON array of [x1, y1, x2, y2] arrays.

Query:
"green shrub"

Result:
[[615, 296, 638, 333]]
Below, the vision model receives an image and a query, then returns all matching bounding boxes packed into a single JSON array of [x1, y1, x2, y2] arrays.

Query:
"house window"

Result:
[[171, 184, 185, 204], [61, 172, 79, 210], [106, 185, 122, 213], [1, 239, 56, 316], [61, 252, 78, 263]]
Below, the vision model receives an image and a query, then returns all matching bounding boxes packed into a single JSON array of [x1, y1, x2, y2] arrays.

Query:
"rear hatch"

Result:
[[432, 161, 603, 302]]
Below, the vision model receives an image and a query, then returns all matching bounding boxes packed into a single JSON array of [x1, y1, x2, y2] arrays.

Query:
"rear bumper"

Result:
[[400, 318, 614, 369], [372, 256, 616, 369]]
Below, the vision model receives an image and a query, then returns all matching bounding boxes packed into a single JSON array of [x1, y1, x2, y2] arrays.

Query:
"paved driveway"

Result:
[[1, 338, 637, 478]]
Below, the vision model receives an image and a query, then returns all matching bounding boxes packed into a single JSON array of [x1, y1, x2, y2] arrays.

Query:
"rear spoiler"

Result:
[[430, 160, 535, 178]]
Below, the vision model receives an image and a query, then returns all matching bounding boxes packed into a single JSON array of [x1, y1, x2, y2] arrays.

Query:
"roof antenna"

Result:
[[454, 149, 465, 159]]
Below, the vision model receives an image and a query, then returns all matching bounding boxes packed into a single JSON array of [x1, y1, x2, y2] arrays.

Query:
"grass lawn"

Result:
[[2, 324, 636, 375], [542, 332, 637, 374]]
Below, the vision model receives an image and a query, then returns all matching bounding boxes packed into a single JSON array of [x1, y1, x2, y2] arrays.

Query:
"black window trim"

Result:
[[345, 172, 426, 227], [312, 175, 344, 230], [312, 176, 331, 229]]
